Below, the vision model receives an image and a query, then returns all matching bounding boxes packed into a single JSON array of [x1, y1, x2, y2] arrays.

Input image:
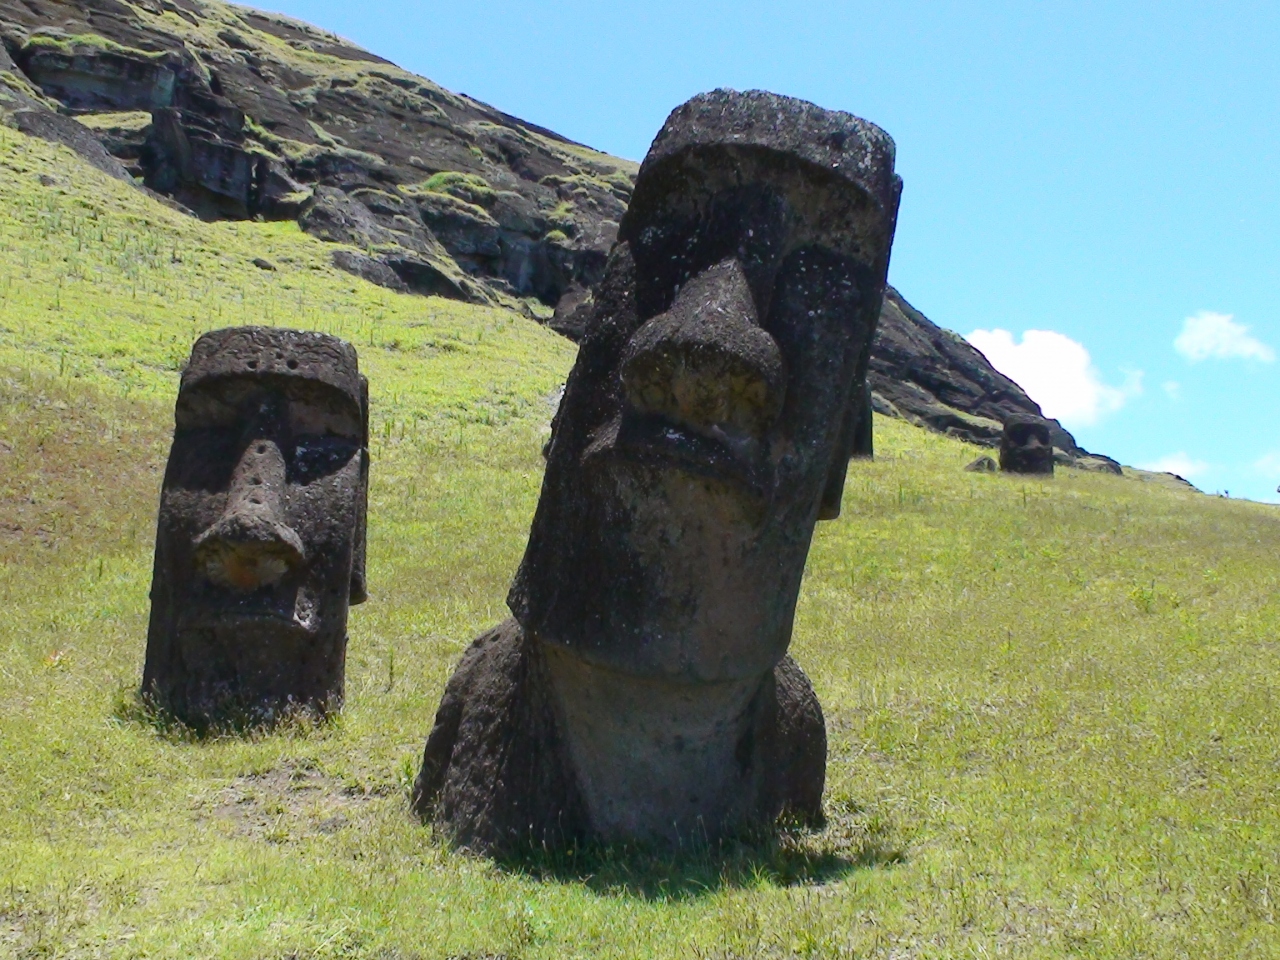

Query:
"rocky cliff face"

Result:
[[871, 288, 1118, 470], [0, 0, 1115, 468], [0, 0, 634, 308]]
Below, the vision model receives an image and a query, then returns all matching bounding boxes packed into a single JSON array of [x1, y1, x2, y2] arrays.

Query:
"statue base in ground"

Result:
[[412, 619, 826, 855]]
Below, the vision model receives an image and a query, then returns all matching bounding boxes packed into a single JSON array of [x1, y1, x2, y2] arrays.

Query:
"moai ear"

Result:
[[350, 374, 370, 604], [817, 387, 860, 521], [851, 379, 874, 460]]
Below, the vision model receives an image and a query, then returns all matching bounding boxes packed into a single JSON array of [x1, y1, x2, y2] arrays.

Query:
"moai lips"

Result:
[[414, 89, 901, 853], [142, 327, 369, 727], [1000, 416, 1055, 475]]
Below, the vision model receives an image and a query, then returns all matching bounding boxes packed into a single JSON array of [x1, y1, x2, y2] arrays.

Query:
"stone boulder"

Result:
[[965, 455, 998, 473]]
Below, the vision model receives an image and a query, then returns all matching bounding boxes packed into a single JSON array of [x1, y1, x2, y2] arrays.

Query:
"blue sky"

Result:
[[258, 0, 1280, 501]]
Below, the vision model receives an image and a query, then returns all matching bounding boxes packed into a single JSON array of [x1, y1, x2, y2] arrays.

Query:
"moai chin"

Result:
[[999, 416, 1055, 475], [413, 89, 901, 853], [142, 326, 369, 727]]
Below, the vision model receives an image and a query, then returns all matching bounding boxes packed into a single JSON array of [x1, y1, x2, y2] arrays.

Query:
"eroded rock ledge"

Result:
[[0, 0, 633, 309]]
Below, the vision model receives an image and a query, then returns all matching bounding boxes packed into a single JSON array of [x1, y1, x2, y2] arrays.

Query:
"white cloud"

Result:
[[964, 328, 1140, 427], [1138, 452, 1210, 478], [1174, 311, 1275, 363], [1162, 380, 1181, 400], [1254, 451, 1280, 480]]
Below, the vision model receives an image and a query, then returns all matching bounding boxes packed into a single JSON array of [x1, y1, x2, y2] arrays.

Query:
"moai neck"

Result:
[[541, 638, 764, 843]]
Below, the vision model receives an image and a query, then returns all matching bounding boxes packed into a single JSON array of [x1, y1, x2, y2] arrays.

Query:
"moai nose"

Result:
[[194, 436, 306, 592], [621, 259, 785, 446]]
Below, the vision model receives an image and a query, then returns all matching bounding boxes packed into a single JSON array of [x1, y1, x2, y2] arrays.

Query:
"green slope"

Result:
[[2, 127, 1279, 960]]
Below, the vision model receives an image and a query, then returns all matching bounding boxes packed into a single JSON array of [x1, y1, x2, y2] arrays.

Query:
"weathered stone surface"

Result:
[[143, 326, 369, 728], [999, 415, 1054, 475], [550, 258, 1123, 473], [330, 249, 408, 293], [9, 103, 132, 179], [14, 38, 182, 113], [851, 380, 874, 459], [413, 618, 825, 851], [301, 185, 431, 255], [0, 37, 137, 179], [1072, 454, 1126, 474], [3, 32, 293, 217], [415, 89, 899, 853]]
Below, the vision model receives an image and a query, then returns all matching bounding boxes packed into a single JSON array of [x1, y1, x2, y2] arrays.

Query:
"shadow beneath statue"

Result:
[[113, 685, 339, 742], [490, 804, 905, 900]]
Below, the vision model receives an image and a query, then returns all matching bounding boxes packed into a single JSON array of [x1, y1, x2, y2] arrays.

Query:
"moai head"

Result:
[[509, 90, 901, 683], [999, 416, 1055, 475], [143, 327, 369, 726]]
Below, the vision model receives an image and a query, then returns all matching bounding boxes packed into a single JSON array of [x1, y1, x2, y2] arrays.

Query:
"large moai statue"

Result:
[[413, 90, 901, 853], [142, 327, 369, 727], [999, 416, 1055, 475]]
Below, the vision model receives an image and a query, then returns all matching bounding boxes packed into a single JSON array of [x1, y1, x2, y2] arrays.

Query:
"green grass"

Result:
[[20, 33, 168, 59], [412, 173, 498, 207], [1, 126, 1279, 959]]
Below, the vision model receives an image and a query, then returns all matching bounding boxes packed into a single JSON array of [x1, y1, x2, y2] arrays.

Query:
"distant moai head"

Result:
[[1000, 416, 1054, 475], [143, 327, 369, 727], [509, 90, 902, 683]]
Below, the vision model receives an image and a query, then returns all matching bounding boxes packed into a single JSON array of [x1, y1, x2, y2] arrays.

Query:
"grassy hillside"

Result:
[[2, 127, 1278, 959]]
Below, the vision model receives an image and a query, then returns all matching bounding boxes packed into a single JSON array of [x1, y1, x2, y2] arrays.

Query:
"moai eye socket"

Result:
[[287, 391, 361, 441], [289, 435, 361, 483], [174, 379, 259, 431]]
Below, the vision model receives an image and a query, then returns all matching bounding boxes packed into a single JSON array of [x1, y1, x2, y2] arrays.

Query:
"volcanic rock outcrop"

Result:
[[143, 326, 369, 727], [0, 0, 634, 307], [412, 90, 900, 853]]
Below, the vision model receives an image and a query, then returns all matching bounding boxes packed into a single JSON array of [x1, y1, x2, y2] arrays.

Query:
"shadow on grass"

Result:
[[111, 685, 340, 743], [491, 802, 905, 900]]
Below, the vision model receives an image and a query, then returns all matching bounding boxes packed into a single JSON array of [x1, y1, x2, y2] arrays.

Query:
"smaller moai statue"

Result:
[[999, 416, 1054, 475], [142, 327, 369, 727]]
